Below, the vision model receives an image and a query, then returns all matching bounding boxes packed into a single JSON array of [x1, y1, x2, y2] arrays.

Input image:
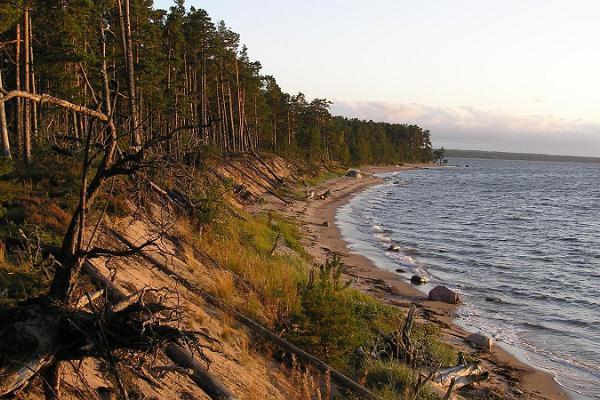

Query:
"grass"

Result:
[[365, 360, 440, 400], [302, 165, 346, 187], [196, 208, 306, 324]]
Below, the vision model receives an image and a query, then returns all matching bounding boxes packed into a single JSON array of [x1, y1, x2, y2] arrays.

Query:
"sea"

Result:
[[336, 158, 600, 399]]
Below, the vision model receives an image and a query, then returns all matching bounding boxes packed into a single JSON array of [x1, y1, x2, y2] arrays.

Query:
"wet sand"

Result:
[[286, 165, 569, 400]]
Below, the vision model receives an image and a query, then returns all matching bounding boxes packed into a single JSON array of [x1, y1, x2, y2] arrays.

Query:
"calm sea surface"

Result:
[[337, 159, 600, 399]]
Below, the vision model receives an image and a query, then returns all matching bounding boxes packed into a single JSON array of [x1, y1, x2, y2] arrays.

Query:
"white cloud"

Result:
[[331, 101, 600, 157]]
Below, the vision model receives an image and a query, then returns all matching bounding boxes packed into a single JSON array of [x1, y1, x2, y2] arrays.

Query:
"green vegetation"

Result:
[[191, 179, 451, 399], [0, 1, 433, 166]]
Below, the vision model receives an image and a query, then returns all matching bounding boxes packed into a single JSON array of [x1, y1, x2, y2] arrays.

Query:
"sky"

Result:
[[154, 0, 600, 156]]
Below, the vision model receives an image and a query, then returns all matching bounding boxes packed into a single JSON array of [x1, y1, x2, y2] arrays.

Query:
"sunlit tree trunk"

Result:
[[15, 23, 22, 158], [24, 8, 32, 163], [0, 70, 10, 159], [117, 0, 141, 147]]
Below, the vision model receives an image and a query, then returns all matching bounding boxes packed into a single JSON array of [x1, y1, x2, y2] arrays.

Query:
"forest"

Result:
[[0, 0, 432, 166], [0, 2, 457, 400]]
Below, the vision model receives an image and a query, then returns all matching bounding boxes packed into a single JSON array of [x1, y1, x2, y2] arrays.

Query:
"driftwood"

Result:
[[317, 190, 332, 200], [434, 361, 489, 391], [113, 232, 383, 400]]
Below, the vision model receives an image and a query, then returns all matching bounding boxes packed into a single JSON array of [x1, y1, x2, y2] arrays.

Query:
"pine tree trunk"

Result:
[[29, 13, 38, 138], [23, 8, 32, 163], [227, 81, 235, 152], [15, 23, 22, 158], [118, 0, 141, 147], [0, 70, 10, 159]]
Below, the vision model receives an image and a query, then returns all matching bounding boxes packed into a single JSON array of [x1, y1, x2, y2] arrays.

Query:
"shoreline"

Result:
[[290, 165, 569, 400]]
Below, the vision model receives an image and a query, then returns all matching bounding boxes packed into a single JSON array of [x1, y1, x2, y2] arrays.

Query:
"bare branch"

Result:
[[0, 90, 108, 122]]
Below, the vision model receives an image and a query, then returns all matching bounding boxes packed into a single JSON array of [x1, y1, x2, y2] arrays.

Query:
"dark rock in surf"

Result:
[[387, 244, 401, 252], [410, 275, 428, 285], [395, 268, 407, 273], [428, 286, 463, 304], [485, 296, 502, 303]]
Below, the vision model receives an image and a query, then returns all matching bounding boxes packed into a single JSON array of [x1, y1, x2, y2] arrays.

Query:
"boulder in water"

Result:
[[466, 333, 494, 350], [485, 296, 502, 303], [387, 244, 401, 252], [428, 286, 463, 304], [410, 275, 428, 284], [395, 268, 407, 273]]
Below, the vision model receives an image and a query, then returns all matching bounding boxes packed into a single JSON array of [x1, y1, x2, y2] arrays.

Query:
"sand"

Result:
[[283, 165, 570, 400]]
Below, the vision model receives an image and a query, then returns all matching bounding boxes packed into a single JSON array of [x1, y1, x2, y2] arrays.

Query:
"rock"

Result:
[[395, 268, 407, 273], [410, 275, 428, 285], [318, 190, 332, 199], [428, 286, 463, 304], [466, 332, 494, 350], [387, 244, 401, 252], [322, 221, 330, 228], [346, 169, 362, 179], [485, 296, 502, 303]]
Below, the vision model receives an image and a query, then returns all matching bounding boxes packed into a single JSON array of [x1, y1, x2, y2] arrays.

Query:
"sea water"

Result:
[[337, 159, 600, 399]]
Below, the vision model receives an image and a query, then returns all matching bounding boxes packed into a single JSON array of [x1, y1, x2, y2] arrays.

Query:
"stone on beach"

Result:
[[428, 285, 463, 304], [410, 275, 428, 284], [346, 169, 362, 179], [466, 332, 494, 350]]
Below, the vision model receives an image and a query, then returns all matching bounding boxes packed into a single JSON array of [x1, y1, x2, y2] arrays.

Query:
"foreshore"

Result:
[[287, 164, 569, 400]]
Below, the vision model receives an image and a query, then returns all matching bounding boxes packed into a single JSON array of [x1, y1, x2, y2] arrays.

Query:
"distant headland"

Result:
[[445, 149, 600, 163]]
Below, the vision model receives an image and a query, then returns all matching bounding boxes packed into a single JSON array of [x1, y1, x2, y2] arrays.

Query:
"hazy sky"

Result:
[[154, 0, 600, 156]]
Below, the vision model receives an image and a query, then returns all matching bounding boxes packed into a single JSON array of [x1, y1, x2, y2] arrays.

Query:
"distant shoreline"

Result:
[[445, 149, 600, 164], [292, 165, 570, 400]]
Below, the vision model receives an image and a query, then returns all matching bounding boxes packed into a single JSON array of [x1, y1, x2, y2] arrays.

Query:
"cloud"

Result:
[[330, 101, 600, 157]]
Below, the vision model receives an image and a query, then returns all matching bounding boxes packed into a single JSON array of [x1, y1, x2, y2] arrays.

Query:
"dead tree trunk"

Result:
[[0, 70, 10, 158]]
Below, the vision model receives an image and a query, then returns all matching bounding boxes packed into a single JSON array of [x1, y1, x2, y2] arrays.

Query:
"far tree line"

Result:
[[0, 0, 433, 166]]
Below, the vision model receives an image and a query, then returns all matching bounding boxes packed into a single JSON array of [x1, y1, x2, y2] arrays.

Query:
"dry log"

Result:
[[434, 362, 489, 390], [75, 289, 105, 309]]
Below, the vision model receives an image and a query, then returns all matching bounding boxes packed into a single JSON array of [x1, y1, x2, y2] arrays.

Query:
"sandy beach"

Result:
[[283, 165, 570, 400]]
